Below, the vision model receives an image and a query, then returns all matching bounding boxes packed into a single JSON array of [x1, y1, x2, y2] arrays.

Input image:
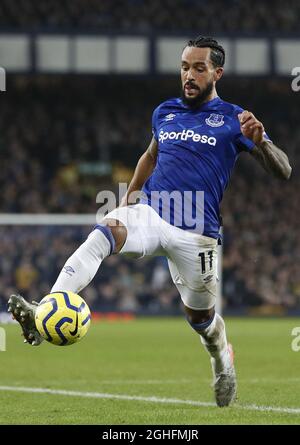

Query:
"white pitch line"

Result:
[[0, 385, 300, 415]]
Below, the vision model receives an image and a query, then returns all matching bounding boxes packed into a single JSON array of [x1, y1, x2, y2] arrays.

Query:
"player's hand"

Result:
[[238, 111, 264, 145]]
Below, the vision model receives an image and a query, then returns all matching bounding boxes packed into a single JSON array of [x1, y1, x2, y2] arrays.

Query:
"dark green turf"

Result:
[[0, 317, 300, 424]]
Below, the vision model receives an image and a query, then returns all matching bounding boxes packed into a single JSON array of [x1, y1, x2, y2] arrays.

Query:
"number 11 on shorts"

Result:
[[198, 250, 213, 274]]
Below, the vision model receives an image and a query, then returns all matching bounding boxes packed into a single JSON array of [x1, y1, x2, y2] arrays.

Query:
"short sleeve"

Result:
[[236, 130, 272, 152], [236, 133, 256, 152]]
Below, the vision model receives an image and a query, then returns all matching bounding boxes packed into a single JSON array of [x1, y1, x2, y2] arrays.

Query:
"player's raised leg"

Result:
[[51, 220, 126, 293], [8, 219, 127, 345]]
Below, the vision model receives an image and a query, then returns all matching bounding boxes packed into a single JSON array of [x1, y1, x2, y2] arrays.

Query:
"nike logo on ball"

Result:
[[69, 312, 79, 336]]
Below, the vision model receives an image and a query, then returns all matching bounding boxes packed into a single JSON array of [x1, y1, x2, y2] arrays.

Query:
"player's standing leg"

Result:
[[166, 232, 236, 407], [184, 305, 236, 407]]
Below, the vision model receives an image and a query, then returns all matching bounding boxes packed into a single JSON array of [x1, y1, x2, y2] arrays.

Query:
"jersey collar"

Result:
[[179, 96, 221, 111]]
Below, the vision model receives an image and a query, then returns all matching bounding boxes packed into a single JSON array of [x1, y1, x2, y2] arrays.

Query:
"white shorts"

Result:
[[102, 204, 218, 310]]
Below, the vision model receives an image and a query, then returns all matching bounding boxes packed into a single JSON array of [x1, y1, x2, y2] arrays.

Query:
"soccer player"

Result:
[[8, 36, 291, 407]]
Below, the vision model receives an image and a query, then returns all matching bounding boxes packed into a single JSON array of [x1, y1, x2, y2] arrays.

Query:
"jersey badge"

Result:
[[205, 113, 224, 127]]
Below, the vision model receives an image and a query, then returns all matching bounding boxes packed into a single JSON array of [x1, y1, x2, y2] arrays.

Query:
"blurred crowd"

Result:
[[0, 76, 299, 314], [0, 0, 299, 33], [0, 77, 151, 213]]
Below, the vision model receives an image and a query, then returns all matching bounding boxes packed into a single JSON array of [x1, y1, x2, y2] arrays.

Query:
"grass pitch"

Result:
[[0, 317, 300, 425]]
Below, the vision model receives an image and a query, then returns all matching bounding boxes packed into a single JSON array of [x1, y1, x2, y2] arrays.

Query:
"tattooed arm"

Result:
[[251, 140, 292, 180], [238, 111, 292, 180]]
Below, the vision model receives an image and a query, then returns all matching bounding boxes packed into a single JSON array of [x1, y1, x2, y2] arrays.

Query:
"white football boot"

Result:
[[212, 343, 237, 407], [8, 294, 44, 346]]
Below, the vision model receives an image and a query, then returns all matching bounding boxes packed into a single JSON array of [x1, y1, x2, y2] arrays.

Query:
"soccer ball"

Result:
[[35, 291, 91, 346]]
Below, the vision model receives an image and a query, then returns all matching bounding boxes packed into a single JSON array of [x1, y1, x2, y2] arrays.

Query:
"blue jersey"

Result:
[[141, 96, 264, 239]]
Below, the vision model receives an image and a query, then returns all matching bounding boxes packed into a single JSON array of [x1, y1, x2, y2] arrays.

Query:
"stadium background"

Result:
[[0, 0, 299, 319]]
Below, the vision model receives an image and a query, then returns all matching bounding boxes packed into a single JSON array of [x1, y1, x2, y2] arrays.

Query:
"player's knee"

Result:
[[101, 218, 127, 253], [184, 305, 215, 332]]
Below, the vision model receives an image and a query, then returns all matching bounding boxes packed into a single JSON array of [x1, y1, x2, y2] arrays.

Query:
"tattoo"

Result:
[[251, 140, 292, 180]]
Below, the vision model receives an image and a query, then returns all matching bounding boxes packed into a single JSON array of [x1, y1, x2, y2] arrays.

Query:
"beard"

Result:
[[181, 81, 214, 109]]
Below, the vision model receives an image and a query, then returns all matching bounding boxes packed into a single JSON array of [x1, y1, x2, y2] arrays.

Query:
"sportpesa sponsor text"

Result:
[[158, 129, 217, 146]]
